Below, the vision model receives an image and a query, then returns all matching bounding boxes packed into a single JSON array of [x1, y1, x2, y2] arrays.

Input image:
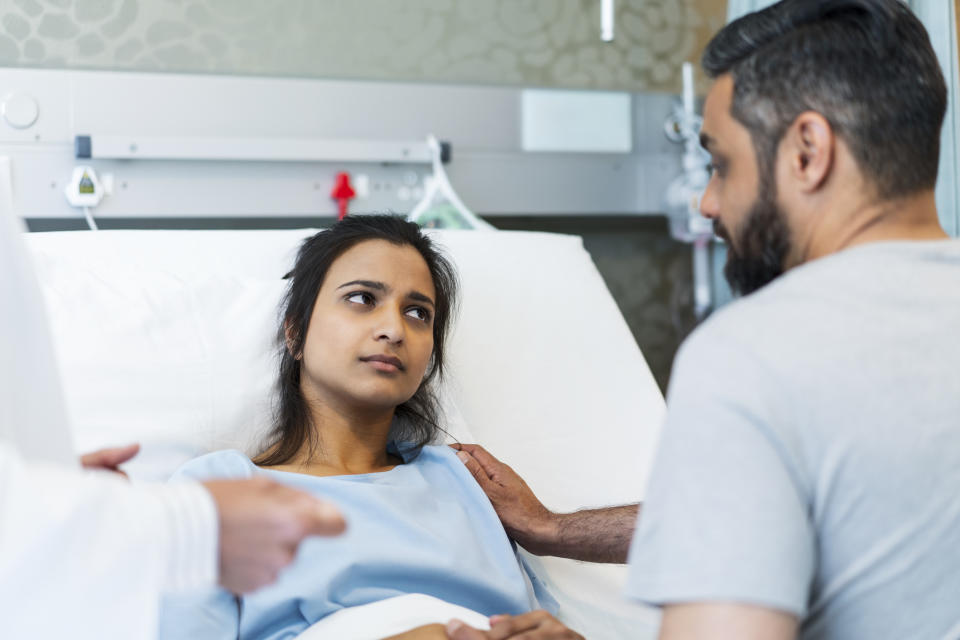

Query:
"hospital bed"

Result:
[[25, 226, 665, 639]]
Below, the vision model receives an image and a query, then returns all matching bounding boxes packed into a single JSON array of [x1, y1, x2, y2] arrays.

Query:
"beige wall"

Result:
[[0, 0, 726, 93]]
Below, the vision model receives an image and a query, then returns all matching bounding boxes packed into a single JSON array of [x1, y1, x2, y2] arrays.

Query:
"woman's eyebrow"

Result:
[[408, 291, 435, 308], [337, 279, 386, 291], [337, 280, 434, 307]]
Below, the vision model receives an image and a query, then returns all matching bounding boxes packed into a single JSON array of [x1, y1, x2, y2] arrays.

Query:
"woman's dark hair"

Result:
[[253, 214, 459, 467], [702, 0, 947, 200]]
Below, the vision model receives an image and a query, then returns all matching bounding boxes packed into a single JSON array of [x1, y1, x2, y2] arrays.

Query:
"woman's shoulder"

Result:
[[169, 449, 257, 482], [407, 444, 480, 479], [406, 443, 458, 463]]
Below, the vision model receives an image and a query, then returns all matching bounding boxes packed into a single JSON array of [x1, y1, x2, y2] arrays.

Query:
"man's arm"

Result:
[[452, 443, 638, 563], [532, 504, 638, 564], [659, 603, 797, 640]]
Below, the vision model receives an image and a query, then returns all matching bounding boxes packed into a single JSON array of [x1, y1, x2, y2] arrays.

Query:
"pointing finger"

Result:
[[80, 443, 141, 468], [301, 499, 347, 537]]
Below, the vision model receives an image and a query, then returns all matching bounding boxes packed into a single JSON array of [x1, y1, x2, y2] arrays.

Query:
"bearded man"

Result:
[[447, 1, 960, 638]]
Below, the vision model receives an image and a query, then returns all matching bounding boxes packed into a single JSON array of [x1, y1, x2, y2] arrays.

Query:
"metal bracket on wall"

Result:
[[74, 135, 451, 165]]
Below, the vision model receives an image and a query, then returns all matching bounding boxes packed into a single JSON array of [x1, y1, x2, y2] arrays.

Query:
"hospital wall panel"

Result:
[[0, 0, 726, 95], [0, 68, 685, 218]]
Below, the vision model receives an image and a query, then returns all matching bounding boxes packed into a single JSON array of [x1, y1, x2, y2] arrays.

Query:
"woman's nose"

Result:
[[374, 307, 405, 344]]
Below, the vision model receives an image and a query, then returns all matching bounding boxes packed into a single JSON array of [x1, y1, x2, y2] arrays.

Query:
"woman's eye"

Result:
[[346, 292, 374, 306], [405, 307, 431, 322]]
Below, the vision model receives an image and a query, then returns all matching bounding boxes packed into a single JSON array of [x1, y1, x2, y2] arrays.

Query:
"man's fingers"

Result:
[[488, 611, 552, 639], [209, 478, 348, 595], [102, 442, 140, 465], [300, 499, 347, 537], [487, 615, 528, 639], [80, 443, 141, 469], [489, 612, 583, 640], [266, 483, 346, 538], [455, 444, 506, 478], [445, 619, 489, 640], [455, 450, 494, 490], [453, 443, 486, 458]]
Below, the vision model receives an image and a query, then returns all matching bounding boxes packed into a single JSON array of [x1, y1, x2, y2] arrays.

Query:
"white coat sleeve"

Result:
[[0, 442, 219, 640], [0, 170, 219, 639]]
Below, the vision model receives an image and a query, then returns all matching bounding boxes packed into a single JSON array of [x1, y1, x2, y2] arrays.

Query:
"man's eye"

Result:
[[346, 292, 374, 305], [707, 161, 725, 177]]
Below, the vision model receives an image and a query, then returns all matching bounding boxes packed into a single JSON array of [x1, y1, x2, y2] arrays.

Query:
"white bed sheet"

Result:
[[294, 594, 490, 640]]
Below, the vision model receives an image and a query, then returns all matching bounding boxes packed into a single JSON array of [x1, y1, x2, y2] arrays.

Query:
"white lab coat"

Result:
[[0, 185, 217, 639]]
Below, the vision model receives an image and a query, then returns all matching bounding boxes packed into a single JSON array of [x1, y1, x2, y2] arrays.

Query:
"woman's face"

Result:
[[298, 239, 437, 413]]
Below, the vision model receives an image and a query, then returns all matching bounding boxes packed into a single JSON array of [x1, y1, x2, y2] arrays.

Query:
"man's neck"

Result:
[[801, 189, 948, 264]]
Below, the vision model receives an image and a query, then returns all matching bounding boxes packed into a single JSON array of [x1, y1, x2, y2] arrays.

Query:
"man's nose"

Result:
[[699, 176, 720, 220]]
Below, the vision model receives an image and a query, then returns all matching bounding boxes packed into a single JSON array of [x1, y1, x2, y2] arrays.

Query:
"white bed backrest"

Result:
[[437, 230, 664, 510], [26, 228, 664, 511]]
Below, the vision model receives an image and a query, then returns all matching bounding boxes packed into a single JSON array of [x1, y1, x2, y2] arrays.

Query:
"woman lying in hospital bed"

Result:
[[158, 215, 555, 639]]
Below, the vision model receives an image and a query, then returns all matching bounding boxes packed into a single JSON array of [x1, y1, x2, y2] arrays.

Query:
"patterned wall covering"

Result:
[[0, 0, 726, 93]]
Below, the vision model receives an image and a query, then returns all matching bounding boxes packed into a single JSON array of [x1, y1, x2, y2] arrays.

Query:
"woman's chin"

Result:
[[342, 388, 417, 414]]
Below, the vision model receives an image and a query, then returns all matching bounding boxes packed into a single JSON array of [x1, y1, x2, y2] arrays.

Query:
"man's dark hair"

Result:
[[253, 214, 459, 467], [702, 0, 947, 200]]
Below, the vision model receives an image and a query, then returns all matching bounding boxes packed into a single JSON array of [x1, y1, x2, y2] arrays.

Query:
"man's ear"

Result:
[[783, 111, 834, 193], [284, 319, 301, 360]]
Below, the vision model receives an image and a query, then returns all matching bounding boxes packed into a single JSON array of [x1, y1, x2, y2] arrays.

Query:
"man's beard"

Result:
[[714, 177, 792, 297]]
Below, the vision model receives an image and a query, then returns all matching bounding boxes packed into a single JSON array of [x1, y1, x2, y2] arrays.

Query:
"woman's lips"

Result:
[[359, 354, 404, 372]]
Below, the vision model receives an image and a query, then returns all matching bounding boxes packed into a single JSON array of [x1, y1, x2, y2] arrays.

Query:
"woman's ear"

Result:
[[284, 319, 301, 360], [425, 352, 438, 380]]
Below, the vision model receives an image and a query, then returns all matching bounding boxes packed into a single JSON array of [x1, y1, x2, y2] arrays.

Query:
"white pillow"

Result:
[[29, 230, 308, 479], [37, 267, 283, 479], [429, 230, 664, 511], [28, 229, 481, 481]]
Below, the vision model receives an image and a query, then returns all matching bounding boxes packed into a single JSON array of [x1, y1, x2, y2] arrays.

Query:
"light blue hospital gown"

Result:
[[158, 444, 553, 640]]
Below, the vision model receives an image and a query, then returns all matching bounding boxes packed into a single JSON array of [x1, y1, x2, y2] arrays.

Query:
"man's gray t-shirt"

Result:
[[625, 240, 960, 639]]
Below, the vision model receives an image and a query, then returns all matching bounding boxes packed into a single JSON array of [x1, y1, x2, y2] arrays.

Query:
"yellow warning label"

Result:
[[79, 173, 95, 194]]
